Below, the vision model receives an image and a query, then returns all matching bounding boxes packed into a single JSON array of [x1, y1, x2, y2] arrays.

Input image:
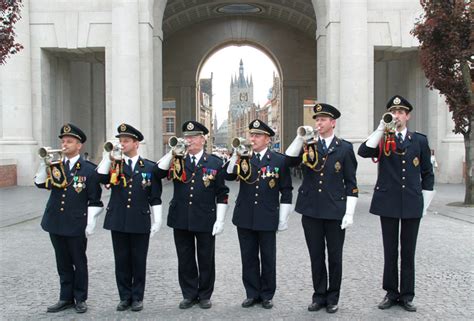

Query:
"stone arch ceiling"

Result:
[[163, 0, 316, 39]]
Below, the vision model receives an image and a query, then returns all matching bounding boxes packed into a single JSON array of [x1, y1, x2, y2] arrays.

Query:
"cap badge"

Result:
[[187, 122, 194, 130], [393, 97, 401, 105], [63, 124, 71, 133], [253, 120, 260, 128], [316, 104, 322, 111], [120, 123, 127, 132]]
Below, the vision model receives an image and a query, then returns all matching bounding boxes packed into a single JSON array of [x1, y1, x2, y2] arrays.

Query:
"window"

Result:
[[165, 117, 175, 133]]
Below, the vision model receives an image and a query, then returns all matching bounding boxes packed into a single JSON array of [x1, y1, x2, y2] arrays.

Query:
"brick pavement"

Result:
[[0, 179, 473, 320]]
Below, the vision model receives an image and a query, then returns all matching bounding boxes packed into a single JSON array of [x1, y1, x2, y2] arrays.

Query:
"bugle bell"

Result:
[[382, 112, 397, 131], [168, 136, 188, 156], [38, 147, 64, 165], [297, 126, 318, 141], [231, 137, 253, 157], [103, 141, 123, 161]]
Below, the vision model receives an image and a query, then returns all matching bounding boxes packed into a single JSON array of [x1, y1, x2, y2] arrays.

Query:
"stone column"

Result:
[[0, 0, 38, 185], [111, 0, 141, 133], [338, 0, 369, 139]]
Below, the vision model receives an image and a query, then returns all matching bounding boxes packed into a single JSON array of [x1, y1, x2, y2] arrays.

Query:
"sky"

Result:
[[199, 45, 278, 129]]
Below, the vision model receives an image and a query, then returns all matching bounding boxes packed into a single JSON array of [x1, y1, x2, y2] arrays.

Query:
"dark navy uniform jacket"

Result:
[[99, 157, 162, 234], [36, 157, 103, 237], [226, 150, 293, 231], [155, 153, 229, 233], [288, 137, 358, 220], [358, 131, 434, 219]]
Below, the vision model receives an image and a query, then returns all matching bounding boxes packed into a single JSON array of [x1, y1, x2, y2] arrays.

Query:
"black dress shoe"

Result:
[[116, 300, 131, 311], [378, 296, 398, 310], [308, 302, 324, 311], [47, 300, 74, 313], [241, 298, 259, 308], [179, 298, 197, 309], [262, 299, 273, 309], [199, 299, 212, 309], [75, 301, 87, 313], [400, 300, 417, 312], [131, 300, 143, 311], [326, 304, 338, 313]]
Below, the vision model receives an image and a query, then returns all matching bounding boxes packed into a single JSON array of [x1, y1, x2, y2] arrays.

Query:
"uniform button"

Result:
[[191, 180, 195, 183], [402, 177, 406, 180], [130, 179, 133, 182], [402, 185, 406, 188], [376, 186, 379, 190], [62, 194, 66, 197], [255, 193, 259, 197], [128, 198, 131, 202], [341, 197, 344, 200], [318, 189, 322, 192], [319, 181, 323, 184], [60, 208, 64, 211], [402, 169, 406, 172], [190, 194, 193, 197], [189, 201, 193, 205], [257, 179, 260, 182], [254, 201, 258, 204], [321, 165, 324, 169], [256, 186, 259, 189], [129, 185, 132, 189], [402, 160, 406, 164], [322, 157, 326, 161], [320, 173, 324, 176], [128, 191, 132, 195], [63, 188, 67, 191], [190, 187, 194, 190], [61, 201, 65, 204], [127, 205, 130, 208]]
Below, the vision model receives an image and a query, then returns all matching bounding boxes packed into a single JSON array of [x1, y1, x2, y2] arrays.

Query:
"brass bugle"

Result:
[[231, 137, 253, 156], [168, 136, 188, 156], [38, 147, 64, 159], [297, 126, 317, 138], [382, 112, 397, 130]]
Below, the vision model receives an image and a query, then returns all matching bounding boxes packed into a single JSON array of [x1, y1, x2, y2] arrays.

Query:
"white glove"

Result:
[[212, 203, 228, 236], [85, 206, 104, 237], [278, 203, 292, 231], [226, 153, 238, 174], [422, 190, 436, 216], [34, 162, 49, 184], [97, 150, 112, 174], [285, 136, 304, 157], [150, 205, 163, 237], [365, 119, 385, 148], [157, 150, 173, 171], [341, 196, 358, 230]]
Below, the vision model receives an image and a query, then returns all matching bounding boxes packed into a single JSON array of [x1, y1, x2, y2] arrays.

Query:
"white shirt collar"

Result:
[[124, 154, 140, 170], [396, 128, 408, 141], [320, 134, 335, 148], [189, 149, 204, 164], [255, 147, 268, 159], [64, 154, 80, 170]]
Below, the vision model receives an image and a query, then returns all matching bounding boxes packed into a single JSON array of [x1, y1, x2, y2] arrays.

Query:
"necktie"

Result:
[[128, 159, 133, 170], [320, 139, 327, 154], [256, 153, 261, 162], [64, 159, 70, 175], [397, 132, 403, 144], [191, 156, 196, 169]]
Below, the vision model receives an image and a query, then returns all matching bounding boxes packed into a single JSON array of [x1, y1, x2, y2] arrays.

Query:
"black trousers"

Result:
[[302, 215, 345, 305], [111, 231, 150, 302], [380, 216, 421, 301], [49, 233, 88, 302], [237, 227, 276, 300], [173, 229, 216, 300]]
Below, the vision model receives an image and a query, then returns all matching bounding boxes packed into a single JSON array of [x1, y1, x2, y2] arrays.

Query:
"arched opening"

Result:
[[196, 44, 282, 153]]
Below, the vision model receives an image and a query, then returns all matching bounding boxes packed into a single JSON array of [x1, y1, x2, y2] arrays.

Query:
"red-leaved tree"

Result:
[[411, 0, 473, 204], [1, 0, 23, 65]]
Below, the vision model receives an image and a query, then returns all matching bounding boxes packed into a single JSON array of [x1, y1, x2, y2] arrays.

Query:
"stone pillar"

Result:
[[153, 28, 164, 158], [338, 0, 369, 139], [111, 0, 141, 133], [0, 0, 38, 185]]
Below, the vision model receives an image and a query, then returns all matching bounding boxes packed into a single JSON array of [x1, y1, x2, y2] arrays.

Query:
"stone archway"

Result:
[[161, 16, 317, 150]]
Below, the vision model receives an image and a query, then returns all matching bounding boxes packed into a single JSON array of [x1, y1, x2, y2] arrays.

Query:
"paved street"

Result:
[[0, 178, 473, 320]]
